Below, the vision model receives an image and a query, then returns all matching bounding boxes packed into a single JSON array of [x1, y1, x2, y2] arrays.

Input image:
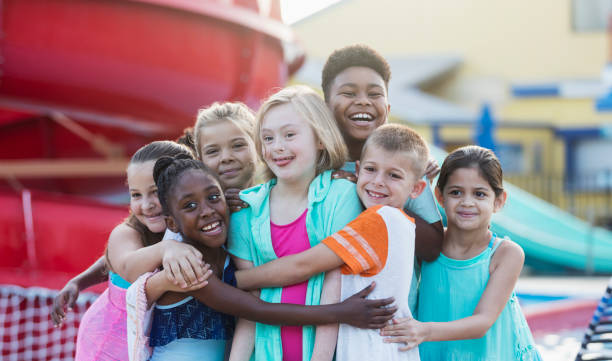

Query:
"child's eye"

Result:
[[341, 91, 355, 97], [130, 192, 141, 198], [209, 193, 221, 202], [449, 190, 461, 196], [233, 142, 246, 149], [390, 172, 402, 179], [263, 135, 273, 143], [285, 132, 295, 139], [363, 166, 375, 173], [369, 92, 383, 98], [184, 201, 197, 210], [475, 191, 486, 198]]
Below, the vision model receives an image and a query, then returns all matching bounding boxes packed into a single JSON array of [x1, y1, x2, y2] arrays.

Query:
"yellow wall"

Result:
[[501, 98, 612, 126], [294, 0, 607, 80], [292, 0, 611, 222]]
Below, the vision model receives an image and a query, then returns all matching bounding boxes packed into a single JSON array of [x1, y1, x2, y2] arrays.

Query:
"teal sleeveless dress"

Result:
[[417, 236, 541, 361]]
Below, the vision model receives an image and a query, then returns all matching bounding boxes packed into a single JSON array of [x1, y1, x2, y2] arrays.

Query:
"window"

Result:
[[573, 0, 612, 32], [574, 138, 612, 190]]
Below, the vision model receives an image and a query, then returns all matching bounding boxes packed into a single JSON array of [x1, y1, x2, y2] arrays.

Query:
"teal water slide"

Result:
[[431, 147, 612, 273]]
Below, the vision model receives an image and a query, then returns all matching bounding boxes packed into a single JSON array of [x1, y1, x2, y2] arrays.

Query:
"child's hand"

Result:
[[331, 170, 357, 183], [51, 281, 79, 327], [162, 239, 207, 288], [337, 282, 397, 329], [163, 266, 212, 293], [225, 188, 249, 213], [380, 317, 430, 351], [424, 158, 440, 183]]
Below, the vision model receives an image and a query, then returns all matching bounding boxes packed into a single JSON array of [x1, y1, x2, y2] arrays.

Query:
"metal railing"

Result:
[[506, 170, 612, 229]]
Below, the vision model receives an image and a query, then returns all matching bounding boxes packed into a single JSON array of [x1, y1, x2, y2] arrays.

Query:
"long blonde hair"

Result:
[[255, 85, 347, 181]]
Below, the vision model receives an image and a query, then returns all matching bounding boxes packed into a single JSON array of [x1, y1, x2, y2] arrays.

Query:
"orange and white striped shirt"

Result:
[[323, 205, 420, 361]]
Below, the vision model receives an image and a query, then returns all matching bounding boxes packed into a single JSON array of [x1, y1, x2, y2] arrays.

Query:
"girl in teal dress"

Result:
[[381, 145, 541, 361]]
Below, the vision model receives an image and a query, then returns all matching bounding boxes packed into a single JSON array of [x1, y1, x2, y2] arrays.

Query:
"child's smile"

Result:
[[328, 66, 389, 144], [436, 167, 504, 232], [272, 155, 295, 167], [127, 160, 166, 233], [167, 169, 229, 249], [198, 121, 257, 190], [260, 103, 320, 183], [356, 145, 424, 209]]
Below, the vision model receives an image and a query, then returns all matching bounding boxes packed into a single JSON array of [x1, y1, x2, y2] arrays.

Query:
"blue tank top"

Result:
[[149, 257, 236, 347], [109, 270, 131, 289], [417, 235, 541, 361]]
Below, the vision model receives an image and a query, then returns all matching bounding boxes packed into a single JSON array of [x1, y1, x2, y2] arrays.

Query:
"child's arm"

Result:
[[106, 223, 206, 286], [404, 180, 444, 262], [228, 257, 257, 361], [235, 243, 344, 290], [228, 302, 258, 361], [51, 256, 107, 326], [381, 240, 524, 350], [144, 268, 211, 308], [311, 269, 341, 361], [184, 271, 396, 328], [404, 210, 443, 262]]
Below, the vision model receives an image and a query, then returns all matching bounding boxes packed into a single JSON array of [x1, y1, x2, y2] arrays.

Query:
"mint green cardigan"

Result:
[[227, 170, 363, 361]]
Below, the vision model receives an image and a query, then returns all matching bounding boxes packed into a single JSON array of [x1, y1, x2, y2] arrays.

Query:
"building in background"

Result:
[[291, 0, 612, 226]]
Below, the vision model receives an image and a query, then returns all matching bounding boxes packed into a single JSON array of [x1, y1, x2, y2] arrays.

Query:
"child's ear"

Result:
[[493, 190, 507, 212], [409, 179, 427, 199], [165, 215, 180, 233], [434, 186, 445, 208], [355, 160, 360, 175]]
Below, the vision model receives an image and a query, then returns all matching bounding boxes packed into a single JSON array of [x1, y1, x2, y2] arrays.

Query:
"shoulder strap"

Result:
[[490, 235, 505, 254]]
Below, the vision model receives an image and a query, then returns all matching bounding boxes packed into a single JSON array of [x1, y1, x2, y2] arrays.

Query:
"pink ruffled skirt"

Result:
[[75, 280, 128, 361]]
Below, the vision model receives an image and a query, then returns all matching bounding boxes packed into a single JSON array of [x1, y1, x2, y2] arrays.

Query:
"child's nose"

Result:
[[220, 148, 235, 163], [355, 93, 371, 106], [461, 196, 476, 206], [272, 138, 285, 152], [199, 203, 215, 217], [144, 196, 156, 209], [373, 172, 385, 186]]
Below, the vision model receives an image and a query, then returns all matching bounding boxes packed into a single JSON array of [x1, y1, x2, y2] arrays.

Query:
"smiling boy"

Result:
[[321, 45, 443, 315]]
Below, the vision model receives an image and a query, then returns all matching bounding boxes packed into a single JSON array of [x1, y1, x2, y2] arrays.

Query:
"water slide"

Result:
[[430, 146, 612, 274]]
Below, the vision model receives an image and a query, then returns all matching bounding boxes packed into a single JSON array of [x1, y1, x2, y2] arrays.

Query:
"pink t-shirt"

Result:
[[270, 209, 310, 361]]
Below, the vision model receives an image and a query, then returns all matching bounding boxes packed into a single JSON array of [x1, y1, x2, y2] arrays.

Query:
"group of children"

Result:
[[51, 44, 541, 361]]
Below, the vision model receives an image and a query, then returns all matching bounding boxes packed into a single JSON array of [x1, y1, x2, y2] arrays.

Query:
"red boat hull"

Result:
[[0, 0, 301, 197]]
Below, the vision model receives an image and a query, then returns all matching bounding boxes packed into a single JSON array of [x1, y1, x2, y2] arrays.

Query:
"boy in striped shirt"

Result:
[[236, 123, 429, 360]]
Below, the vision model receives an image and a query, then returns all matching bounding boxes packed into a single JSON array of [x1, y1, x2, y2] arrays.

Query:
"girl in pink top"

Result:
[[271, 209, 310, 360]]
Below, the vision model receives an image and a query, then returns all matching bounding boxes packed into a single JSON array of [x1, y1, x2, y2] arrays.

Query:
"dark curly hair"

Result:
[[175, 127, 197, 155], [153, 156, 222, 216], [321, 44, 391, 102]]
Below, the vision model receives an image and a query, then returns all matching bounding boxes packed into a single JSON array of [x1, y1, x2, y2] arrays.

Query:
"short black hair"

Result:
[[321, 44, 391, 102], [153, 156, 221, 216]]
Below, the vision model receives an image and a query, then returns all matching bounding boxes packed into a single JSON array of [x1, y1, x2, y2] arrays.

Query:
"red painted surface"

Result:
[[0, 0, 302, 198], [0, 189, 127, 286], [524, 299, 597, 336]]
